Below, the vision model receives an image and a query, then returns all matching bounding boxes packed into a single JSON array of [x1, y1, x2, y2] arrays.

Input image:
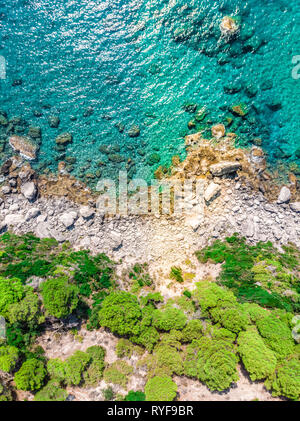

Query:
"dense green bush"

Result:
[[103, 360, 133, 388], [47, 358, 66, 382], [181, 319, 203, 342], [125, 390, 146, 401], [98, 292, 142, 336], [34, 380, 68, 401], [195, 337, 239, 391], [64, 350, 91, 386], [14, 358, 47, 391], [265, 357, 300, 400], [41, 278, 79, 319], [0, 345, 19, 372], [237, 330, 277, 380], [0, 276, 24, 318], [152, 307, 187, 331], [145, 376, 177, 401], [210, 304, 250, 333], [256, 314, 295, 359], [142, 343, 184, 378]]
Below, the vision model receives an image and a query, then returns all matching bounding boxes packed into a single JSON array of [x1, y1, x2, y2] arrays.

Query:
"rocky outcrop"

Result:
[[9, 135, 38, 160], [209, 161, 241, 176], [220, 16, 240, 37]]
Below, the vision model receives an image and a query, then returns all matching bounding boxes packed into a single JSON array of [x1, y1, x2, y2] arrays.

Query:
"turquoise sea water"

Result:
[[0, 0, 299, 186]]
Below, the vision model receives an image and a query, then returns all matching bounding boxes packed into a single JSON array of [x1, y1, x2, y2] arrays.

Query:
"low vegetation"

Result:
[[0, 233, 299, 401]]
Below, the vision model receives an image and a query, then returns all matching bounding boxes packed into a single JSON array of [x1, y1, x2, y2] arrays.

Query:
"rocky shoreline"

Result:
[[0, 159, 299, 280]]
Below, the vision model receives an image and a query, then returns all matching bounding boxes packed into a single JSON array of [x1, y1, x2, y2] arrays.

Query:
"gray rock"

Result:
[[209, 161, 241, 176], [79, 205, 95, 219], [204, 182, 221, 203], [4, 213, 25, 226], [290, 202, 300, 213], [25, 207, 41, 221], [35, 222, 51, 238], [277, 186, 291, 204], [109, 231, 123, 250], [1, 185, 11, 195], [60, 211, 78, 228], [21, 182, 37, 201]]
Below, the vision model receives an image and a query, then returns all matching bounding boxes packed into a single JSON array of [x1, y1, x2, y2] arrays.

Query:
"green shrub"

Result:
[[98, 292, 142, 336], [145, 376, 177, 401], [210, 304, 250, 333], [192, 281, 237, 313], [131, 326, 159, 352], [170, 266, 184, 283], [34, 380, 68, 401], [0, 276, 24, 317], [152, 307, 187, 331], [237, 330, 277, 380], [181, 319, 203, 342], [64, 350, 91, 386], [14, 359, 46, 391], [196, 337, 239, 391], [265, 357, 300, 400], [142, 343, 184, 378], [102, 386, 115, 401], [256, 314, 295, 359], [47, 358, 66, 382], [7, 289, 43, 327], [0, 345, 19, 372], [116, 338, 134, 358], [41, 278, 79, 319], [125, 390, 146, 401], [103, 360, 133, 388]]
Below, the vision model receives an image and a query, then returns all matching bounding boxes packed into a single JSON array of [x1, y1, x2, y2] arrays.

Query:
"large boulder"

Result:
[[277, 186, 291, 204], [60, 211, 78, 228], [79, 205, 95, 219], [21, 181, 37, 201], [204, 182, 221, 203], [209, 161, 241, 176]]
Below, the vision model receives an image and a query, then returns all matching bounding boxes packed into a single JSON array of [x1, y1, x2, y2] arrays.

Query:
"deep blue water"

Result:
[[0, 0, 299, 185]]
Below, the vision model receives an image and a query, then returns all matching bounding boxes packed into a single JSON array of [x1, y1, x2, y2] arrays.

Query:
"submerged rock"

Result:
[[28, 126, 42, 139], [48, 115, 60, 128], [128, 125, 140, 138], [211, 124, 226, 139], [9, 135, 38, 160], [56, 132, 73, 146], [220, 16, 240, 38]]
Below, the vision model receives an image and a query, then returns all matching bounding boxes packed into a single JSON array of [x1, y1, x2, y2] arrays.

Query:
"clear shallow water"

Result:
[[0, 0, 299, 185]]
